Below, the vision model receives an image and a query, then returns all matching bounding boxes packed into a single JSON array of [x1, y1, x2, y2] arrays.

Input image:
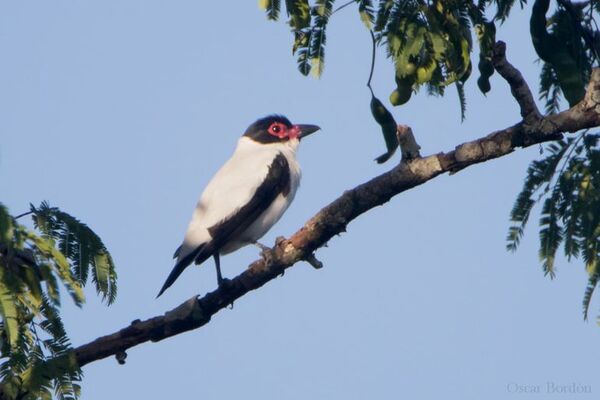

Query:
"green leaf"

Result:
[[30, 202, 117, 304], [93, 251, 117, 304], [40, 263, 61, 305], [308, 0, 334, 78], [259, 0, 281, 20], [583, 261, 599, 319], [530, 0, 587, 106], [509, 132, 600, 319], [456, 80, 467, 122], [507, 139, 571, 252], [538, 186, 563, 278], [310, 52, 325, 77], [28, 233, 84, 306], [357, 0, 375, 29], [374, 0, 394, 31], [494, 0, 526, 21], [0, 271, 19, 348], [539, 61, 562, 114], [295, 30, 312, 75], [0, 204, 14, 243], [286, 0, 310, 30]]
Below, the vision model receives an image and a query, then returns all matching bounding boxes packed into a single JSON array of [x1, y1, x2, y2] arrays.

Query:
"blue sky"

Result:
[[1, 1, 599, 399]]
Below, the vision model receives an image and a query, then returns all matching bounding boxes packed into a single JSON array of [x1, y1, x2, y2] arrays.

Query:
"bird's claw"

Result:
[[218, 277, 233, 290], [217, 278, 235, 308], [115, 351, 127, 365], [260, 248, 275, 265]]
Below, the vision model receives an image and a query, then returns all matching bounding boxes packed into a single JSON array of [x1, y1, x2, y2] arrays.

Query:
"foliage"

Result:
[[507, 0, 600, 321], [532, 0, 598, 113], [259, 0, 599, 113], [259, 0, 497, 109], [258, 1, 600, 322], [259, 0, 499, 153], [0, 202, 117, 399], [507, 133, 600, 320]]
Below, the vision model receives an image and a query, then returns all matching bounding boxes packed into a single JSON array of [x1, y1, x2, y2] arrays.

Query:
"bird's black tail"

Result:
[[156, 244, 212, 298]]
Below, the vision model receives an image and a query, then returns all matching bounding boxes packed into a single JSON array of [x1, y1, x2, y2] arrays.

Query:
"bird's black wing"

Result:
[[156, 153, 290, 298], [207, 152, 291, 250]]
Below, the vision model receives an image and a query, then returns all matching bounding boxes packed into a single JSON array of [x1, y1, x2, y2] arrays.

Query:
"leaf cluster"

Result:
[[260, 0, 331, 75], [0, 202, 117, 399], [507, 133, 600, 320], [532, 0, 599, 114], [260, 2, 600, 326], [259, 1, 534, 116]]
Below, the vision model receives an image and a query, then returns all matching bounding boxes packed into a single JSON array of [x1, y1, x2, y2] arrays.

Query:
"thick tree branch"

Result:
[[58, 45, 600, 371], [492, 41, 542, 121]]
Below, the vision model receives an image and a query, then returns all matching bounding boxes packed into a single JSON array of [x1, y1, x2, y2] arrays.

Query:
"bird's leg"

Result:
[[213, 253, 234, 308], [213, 253, 224, 286], [214, 252, 233, 300]]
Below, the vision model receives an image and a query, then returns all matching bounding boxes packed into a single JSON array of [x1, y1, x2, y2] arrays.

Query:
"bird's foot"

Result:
[[275, 236, 287, 246], [115, 350, 127, 365], [218, 277, 233, 289], [217, 278, 235, 309], [254, 241, 275, 265], [253, 241, 271, 252], [218, 277, 231, 287], [261, 248, 275, 265]]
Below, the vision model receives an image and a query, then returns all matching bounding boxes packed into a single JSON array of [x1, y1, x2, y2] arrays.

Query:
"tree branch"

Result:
[[51, 44, 600, 372], [492, 41, 542, 121]]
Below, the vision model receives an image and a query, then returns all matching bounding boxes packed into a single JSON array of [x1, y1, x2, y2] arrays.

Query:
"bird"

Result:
[[157, 115, 320, 297]]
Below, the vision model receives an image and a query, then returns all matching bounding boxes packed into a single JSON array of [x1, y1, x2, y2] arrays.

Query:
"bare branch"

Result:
[[71, 64, 600, 368], [492, 41, 542, 122]]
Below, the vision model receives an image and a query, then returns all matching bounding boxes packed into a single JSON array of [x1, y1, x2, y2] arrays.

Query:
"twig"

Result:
[[547, 129, 588, 191], [492, 41, 541, 121], [15, 211, 33, 220], [332, 0, 356, 15], [367, 30, 376, 96], [305, 253, 323, 269]]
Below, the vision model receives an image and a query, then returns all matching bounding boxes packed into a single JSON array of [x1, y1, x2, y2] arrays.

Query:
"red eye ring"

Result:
[[268, 122, 287, 138]]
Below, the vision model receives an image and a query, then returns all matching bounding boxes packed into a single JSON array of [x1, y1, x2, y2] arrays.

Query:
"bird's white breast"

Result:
[[222, 141, 301, 253], [177, 137, 301, 261]]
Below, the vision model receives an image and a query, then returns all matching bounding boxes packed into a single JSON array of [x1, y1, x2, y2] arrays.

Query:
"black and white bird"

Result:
[[157, 115, 320, 297]]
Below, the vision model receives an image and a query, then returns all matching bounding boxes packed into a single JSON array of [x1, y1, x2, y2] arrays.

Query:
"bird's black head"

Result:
[[243, 115, 320, 144]]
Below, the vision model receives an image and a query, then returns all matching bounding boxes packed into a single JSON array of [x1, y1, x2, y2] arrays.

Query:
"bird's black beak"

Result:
[[295, 124, 321, 139]]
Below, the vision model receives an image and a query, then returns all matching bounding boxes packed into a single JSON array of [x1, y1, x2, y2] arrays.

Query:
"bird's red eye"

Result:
[[268, 122, 287, 138]]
